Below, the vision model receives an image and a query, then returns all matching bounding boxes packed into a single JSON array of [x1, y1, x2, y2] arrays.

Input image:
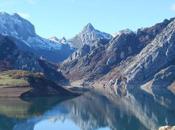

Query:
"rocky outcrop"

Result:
[[114, 76, 127, 96]]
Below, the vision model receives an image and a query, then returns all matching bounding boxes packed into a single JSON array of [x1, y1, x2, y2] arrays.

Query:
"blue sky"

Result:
[[0, 0, 175, 38]]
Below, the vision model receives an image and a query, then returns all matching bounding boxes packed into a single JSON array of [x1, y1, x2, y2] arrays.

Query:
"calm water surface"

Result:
[[0, 91, 175, 130]]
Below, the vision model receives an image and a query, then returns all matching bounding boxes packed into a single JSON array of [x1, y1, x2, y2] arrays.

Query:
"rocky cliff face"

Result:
[[94, 18, 175, 101], [123, 19, 175, 86], [60, 17, 175, 104]]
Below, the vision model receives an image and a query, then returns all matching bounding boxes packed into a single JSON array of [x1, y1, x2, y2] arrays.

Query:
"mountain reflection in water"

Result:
[[0, 90, 175, 130]]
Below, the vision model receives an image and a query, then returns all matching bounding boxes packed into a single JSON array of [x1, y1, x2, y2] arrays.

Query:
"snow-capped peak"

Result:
[[0, 12, 36, 40]]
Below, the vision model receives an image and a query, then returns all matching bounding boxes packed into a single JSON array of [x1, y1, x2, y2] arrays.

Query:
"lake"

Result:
[[0, 90, 175, 130]]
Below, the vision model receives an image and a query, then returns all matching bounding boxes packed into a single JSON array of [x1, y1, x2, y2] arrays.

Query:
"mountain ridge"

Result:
[[0, 12, 74, 63], [59, 17, 175, 106], [0, 11, 175, 105]]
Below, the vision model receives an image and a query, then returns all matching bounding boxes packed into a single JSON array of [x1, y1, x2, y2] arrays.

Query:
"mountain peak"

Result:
[[0, 12, 36, 39], [70, 23, 112, 48], [83, 23, 95, 32]]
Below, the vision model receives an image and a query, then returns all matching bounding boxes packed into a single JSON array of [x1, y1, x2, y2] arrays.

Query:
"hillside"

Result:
[[0, 70, 78, 98]]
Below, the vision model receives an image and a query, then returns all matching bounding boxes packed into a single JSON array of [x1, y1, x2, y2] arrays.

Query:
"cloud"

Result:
[[170, 3, 175, 12], [17, 12, 31, 19]]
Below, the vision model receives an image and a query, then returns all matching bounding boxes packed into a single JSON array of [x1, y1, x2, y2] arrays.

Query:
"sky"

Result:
[[0, 0, 175, 38]]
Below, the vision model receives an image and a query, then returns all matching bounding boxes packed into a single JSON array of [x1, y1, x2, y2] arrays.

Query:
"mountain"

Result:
[[0, 11, 175, 105], [60, 28, 141, 82], [0, 34, 68, 85], [0, 34, 80, 98], [0, 12, 74, 63], [95, 18, 175, 101], [60, 17, 175, 104], [69, 23, 112, 48]]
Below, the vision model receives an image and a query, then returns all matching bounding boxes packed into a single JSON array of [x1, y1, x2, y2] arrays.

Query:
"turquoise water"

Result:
[[0, 91, 175, 130]]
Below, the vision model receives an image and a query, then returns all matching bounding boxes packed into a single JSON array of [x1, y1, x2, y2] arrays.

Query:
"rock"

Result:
[[159, 126, 175, 130], [114, 76, 127, 96]]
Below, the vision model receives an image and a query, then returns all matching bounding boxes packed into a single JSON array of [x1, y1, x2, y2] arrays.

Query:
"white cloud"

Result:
[[171, 3, 175, 12], [17, 12, 31, 19]]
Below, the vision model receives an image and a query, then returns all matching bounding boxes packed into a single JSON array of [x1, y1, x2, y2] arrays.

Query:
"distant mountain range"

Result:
[[0, 12, 74, 63], [0, 12, 175, 105]]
